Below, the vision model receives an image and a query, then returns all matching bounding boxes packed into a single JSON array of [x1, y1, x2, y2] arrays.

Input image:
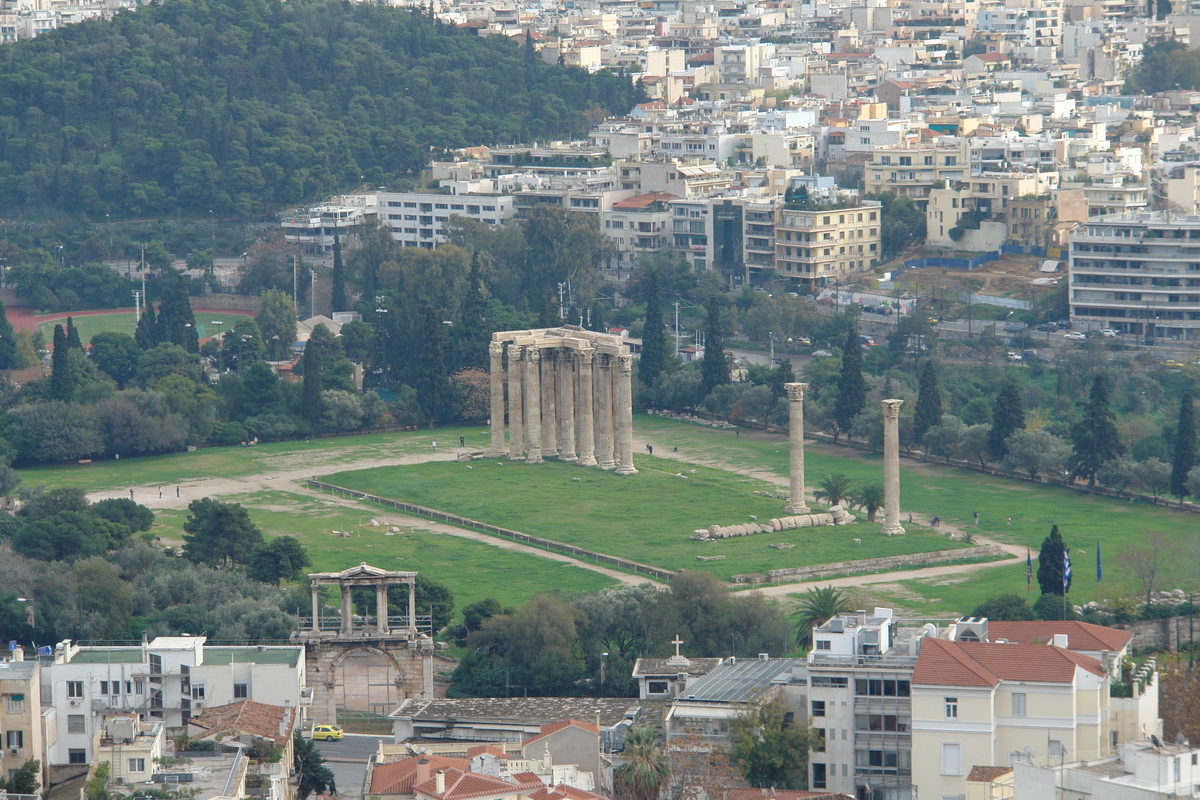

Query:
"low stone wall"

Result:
[[767, 545, 1006, 582], [307, 480, 677, 582], [1114, 616, 1199, 653], [191, 293, 260, 312]]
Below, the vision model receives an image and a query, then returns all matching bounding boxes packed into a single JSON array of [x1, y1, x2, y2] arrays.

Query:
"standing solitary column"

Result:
[[559, 350, 577, 461], [881, 399, 906, 535], [576, 348, 597, 466], [541, 348, 557, 457], [408, 580, 417, 634], [489, 342, 505, 455], [507, 344, 524, 460], [524, 346, 544, 464], [340, 585, 353, 635], [596, 354, 616, 469], [614, 353, 638, 475], [311, 586, 320, 631], [376, 584, 389, 634], [784, 383, 811, 514]]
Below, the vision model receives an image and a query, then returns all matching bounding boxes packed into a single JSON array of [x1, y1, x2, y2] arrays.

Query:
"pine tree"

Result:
[[49, 324, 71, 400], [135, 305, 159, 350], [331, 228, 347, 314], [1067, 375, 1124, 493], [65, 316, 82, 350], [414, 308, 452, 424], [988, 381, 1025, 460], [0, 298, 19, 370], [299, 343, 323, 424], [834, 327, 866, 441], [700, 296, 728, 395], [1036, 524, 1070, 597], [913, 360, 943, 445], [1171, 392, 1195, 501], [640, 270, 666, 387]]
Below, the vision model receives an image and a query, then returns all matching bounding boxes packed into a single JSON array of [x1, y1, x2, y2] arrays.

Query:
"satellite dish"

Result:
[[1176, 732, 1187, 746], [1151, 734, 1162, 749], [1024, 747, 1037, 761]]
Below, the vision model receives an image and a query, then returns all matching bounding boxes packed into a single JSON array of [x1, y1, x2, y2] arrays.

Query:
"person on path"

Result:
[[176, 486, 180, 498], [159, 488, 163, 499], [973, 511, 979, 525], [130, 488, 134, 500], [460, 436, 465, 448], [432, 441, 437, 451]]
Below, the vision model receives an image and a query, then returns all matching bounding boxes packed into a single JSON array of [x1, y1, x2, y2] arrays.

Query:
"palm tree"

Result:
[[793, 586, 853, 649], [848, 481, 885, 522], [613, 726, 668, 800], [814, 472, 852, 507]]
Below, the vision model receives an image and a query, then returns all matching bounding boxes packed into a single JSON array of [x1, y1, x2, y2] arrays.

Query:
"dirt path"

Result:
[[85, 450, 650, 587]]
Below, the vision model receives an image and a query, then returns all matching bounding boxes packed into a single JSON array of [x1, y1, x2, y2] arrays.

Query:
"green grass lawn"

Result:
[[38, 311, 252, 345], [325, 458, 970, 581], [148, 488, 619, 615], [634, 414, 1200, 610]]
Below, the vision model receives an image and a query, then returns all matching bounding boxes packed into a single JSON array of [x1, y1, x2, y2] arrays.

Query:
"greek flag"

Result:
[[1096, 541, 1102, 583], [1063, 548, 1072, 592]]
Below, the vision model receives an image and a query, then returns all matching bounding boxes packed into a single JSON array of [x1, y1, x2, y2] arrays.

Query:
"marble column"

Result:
[[339, 585, 352, 635], [596, 353, 616, 469], [784, 382, 811, 514], [614, 353, 638, 475], [541, 349, 557, 457], [524, 346, 544, 464], [488, 342, 505, 455], [881, 399, 906, 535], [507, 344, 524, 460], [376, 584, 389, 634], [576, 348, 597, 466], [408, 580, 417, 634], [559, 350, 577, 461], [311, 586, 320, 631]]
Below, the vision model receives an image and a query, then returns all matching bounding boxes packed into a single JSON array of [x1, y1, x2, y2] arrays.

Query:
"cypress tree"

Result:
[[1067, 375, 1124, 493], [455, 252, 491, 370], [331, 228, 347, 314], [159, 273, 199, 352], [135, 305, 159, 350], [414, 308, 452, 424], [1171, 393, 1196, 500], [49, 324, 71, 400], [1036, 524, 1070, 597], [913, 360, 943, 445], [640, 270, 666, 387], [65, 316, 82, 350], [700, 296, 728, 395], [988, 381, 1025, 460], [0, 298, 19, 370], [834, 327, 866, 441], [300, 343, 323, 424]]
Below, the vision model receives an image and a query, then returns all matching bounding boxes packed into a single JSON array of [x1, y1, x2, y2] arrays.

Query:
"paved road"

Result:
[[314, 734, 388, 798]]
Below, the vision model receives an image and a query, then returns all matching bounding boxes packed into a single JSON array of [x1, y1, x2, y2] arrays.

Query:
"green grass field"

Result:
[[325, 458, 971, 581], [38, 311, 252, 345]]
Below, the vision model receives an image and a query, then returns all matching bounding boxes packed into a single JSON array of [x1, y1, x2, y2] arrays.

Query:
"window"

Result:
[[814, 728, 825, 751], [815, 640, 831, 650], [945, 697, 958, 718], [234, 683, 248, 698], [942, 743, 962, 775], [68, 715, 86, 734], [925, 156, 934, 165], [1012, 693, 1026, 717], [647, 681, 669, 694], [69, 749, 87, 764], [192, 684, 206, 700], [6, 696, 23, 714], [899, 157, 912, 166], [6, 730, 22, 748], [810, 676, 847, 687], [812, 701, 826, 717], [67, 681, 84, 698], [149, 654, 162, 675], [129, 758, 146, 773], [1049, 740, 1062, 758], [812, 763, 826, 789]]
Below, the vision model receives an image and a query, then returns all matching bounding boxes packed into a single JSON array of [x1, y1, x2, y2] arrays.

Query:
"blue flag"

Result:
[[1026, 547, 1033, 594], [1063, 548, 1072, 593], [1096, 541, 1102, 582], [38, 646, 52, 656]]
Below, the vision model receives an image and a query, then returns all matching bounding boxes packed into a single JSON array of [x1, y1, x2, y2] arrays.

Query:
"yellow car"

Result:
[[1163, 360, 1185, 369], [310, 725, 344, 741]]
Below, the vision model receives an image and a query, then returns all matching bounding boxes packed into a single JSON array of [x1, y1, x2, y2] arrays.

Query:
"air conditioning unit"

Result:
[[70, 700, 80, 706], [10, 748, 19, 755]]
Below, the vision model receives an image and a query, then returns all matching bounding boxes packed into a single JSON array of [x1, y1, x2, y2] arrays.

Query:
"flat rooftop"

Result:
[[676, 658, 803, 704]]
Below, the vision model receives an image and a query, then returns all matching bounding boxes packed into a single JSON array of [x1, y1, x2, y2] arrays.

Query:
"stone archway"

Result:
[[328, 646, 405, 716]]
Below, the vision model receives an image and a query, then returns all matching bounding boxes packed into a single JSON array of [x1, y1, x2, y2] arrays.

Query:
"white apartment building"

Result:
[[377, 191, 515, 249], [966, 135, 1063, 173], [600, 192, 676, 278], [669, 197, 714, 272], [844, 103, 912, 155], [281, 195, 377, 256], [1014, 738, 1200, 799], [658, 130, 740, 164], [42, 637, 306, 767], [1158, 161, 1200, 214]]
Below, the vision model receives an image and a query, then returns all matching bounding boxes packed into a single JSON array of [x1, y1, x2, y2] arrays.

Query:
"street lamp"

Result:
[[599, 652, 608, 697], [212, 321, 224, 372]]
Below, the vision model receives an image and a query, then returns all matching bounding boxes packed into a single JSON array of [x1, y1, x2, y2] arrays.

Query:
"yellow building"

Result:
[[0, 653, 42, 793], [910, 637, 1110, 800], [774, 202, 882, 291], [863, 142, 969, 211]]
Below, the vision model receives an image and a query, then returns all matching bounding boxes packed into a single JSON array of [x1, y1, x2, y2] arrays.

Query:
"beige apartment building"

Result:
[[774, 202, 882, 291], [0, 654, 43, 791], [864, 142, 969, 210]]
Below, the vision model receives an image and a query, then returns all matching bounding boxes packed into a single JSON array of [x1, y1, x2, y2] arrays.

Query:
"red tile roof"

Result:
[[726, 790, 855, 800], [972, 52, 1010, 62], [371, 756, 471, 795], [464, 745, 505, 759], [414, 768, 526, 800], [528, 784, 606, 800], [984, 621, 1131, 653], [611, 192, 679, 209], [187, 700, 295, 745], [509, 772, 545, 791], [967, 766, 1014, 783], [913, 638, 1106, 687]]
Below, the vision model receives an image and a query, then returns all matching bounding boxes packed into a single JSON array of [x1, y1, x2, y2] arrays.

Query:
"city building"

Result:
[[0, 652, 42, 791], [863, 142, 968, 211], [664, 656, 806, 749], [376, 190, 515, 249], [773, 201, 882, 291]]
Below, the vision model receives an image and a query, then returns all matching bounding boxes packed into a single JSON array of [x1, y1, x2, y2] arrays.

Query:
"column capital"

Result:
[[578, 347, 595, 366], [882, 398, 903, 420], [489, 341, 505, 358], [784, 382, 809, 402], [617, 353, 633, 374], [507, 343, 523, 360], [527, 346, 541, 365]]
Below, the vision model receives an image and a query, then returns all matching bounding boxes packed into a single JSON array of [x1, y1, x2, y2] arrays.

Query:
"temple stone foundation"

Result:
[[487, 326, 637, 474]]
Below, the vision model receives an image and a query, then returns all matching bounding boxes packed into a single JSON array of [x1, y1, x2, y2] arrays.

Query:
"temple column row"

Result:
[[488, 342, 633, 472]]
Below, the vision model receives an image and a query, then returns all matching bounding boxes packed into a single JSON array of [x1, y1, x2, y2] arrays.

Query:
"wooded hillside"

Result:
[[0, 0, 644, 217]]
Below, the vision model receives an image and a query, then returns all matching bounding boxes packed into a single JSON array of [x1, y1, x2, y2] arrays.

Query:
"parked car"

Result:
[[1164, 359, 1185, 369], [1100, 328, 1118, 338], [1035, 323, 1055, 332], [812, 349, 834, 357], [1064, 331, 1086, 341], [1143, 337, 1157, 346], [1006, 351, 1023, 361], [310, 724, 343, 741]]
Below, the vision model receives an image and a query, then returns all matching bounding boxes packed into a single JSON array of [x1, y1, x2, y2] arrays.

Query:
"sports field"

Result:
[[36, 310, 252, 344]]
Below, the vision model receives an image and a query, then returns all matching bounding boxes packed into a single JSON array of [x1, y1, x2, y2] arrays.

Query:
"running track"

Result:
[[6, 305, 253, 334]]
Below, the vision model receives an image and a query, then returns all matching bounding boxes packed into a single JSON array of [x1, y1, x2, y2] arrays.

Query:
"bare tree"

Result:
[[1124, 532, 1167, 611], [664, 733, 740, 800]]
